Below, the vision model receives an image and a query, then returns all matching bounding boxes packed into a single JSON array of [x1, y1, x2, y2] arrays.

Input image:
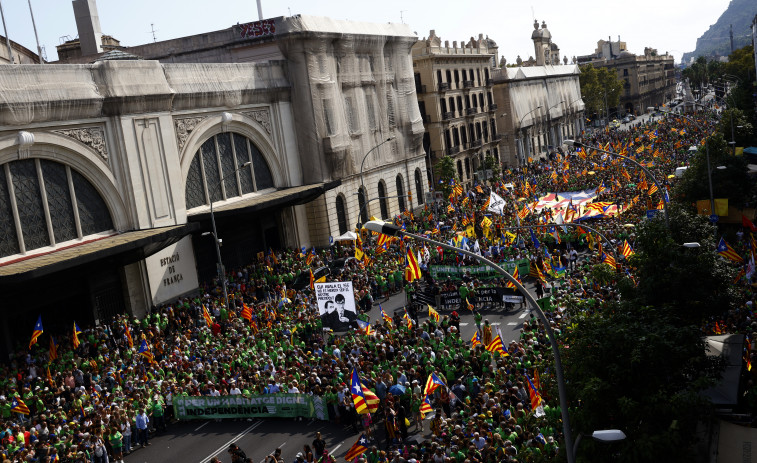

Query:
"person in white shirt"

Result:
[[230, 383, 242, 395]]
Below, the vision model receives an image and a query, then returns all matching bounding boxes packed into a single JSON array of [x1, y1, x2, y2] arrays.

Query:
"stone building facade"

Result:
[[412, 31, 502, 189], [578, 39, 676, 116], [0, 12, 426, 350]]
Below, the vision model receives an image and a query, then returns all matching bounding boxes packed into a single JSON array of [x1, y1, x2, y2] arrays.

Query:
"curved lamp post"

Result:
[[573, 429, 626, 461], [363, 219, 576, 463], [519, 106, 543, 164], [359, 137, 396, 219], [564, 140, 669, 229], [203, 160, 252, 311], [547, 100, 566, 149]]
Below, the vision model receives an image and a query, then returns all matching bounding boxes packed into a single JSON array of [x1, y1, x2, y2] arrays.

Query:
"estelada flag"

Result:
[[621, 240, 634, 258], [29, 315, 43, 350], [123, 322, 133, 348], [525, 373, 543, 410], [49, 336, 58, 361], [202, 305, 214, 327], [471, 330, 482, 348], [423, 372, 446, 396], [350, 369, 379, 414], [717, 237, 744, 263], [380, 305, 392, 325], [11, 397, 30, 415], [419, 395, 433, 418], [138, 339, 156, 364], [72, 322, 82, 349], [344, 434, 370, 461]]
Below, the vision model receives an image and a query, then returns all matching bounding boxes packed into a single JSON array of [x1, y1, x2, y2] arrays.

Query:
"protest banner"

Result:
[[315, 281, 357, 330], [174, 394, 325, 420]]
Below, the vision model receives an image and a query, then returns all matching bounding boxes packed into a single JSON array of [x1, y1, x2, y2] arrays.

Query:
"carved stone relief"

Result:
[[241, 109, 272, 135], [173, 116, 206, 153], [53, 126, 108, 160]]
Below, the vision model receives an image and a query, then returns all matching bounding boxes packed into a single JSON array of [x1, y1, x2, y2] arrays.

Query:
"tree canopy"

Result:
[[579, 64, 623, 120]]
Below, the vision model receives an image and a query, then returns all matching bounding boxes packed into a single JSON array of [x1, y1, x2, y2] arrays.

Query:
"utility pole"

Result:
[[0, 0, 13, 64]]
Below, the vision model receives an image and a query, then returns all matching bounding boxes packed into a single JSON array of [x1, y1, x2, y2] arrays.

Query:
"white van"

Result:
[[675, 166, 689, 178]]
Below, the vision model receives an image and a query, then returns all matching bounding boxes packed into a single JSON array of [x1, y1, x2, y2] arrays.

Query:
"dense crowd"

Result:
[[1, 108, 755, 463]]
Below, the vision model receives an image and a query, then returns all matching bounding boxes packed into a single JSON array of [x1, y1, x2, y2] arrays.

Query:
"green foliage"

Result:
[[579, 64, 623, 119], [435, 155, 457, 197], [716, 108, 754, 147], [626, 203, 740, 324], [589, 262, 616, 286], [563, 304, 722, 463], [674, 133, 752, 209]]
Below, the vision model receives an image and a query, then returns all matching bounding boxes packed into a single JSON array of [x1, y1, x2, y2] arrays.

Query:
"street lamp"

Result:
[[203, 160, 252, 311], [360, 137, 396, 221], [573, 429, 626, 461], [564, 140, 669, 228], [362, 219, 576, 463], [518, 105, 543, 164]]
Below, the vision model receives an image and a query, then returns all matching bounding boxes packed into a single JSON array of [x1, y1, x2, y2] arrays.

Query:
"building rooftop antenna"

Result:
[[400, 10, 406, 24], [150, 23, 157, 43]]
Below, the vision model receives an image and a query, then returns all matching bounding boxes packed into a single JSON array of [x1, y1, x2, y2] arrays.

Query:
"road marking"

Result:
[[459, 322, 469, 326], [331, 443, 343, 454], [507, 322, 517, 326], [490, 322, 501, 326], [519, 313, 528, 319], [307, 419, 315, 426], [194, 421, 209, 432], [200, 421, 261, 463]]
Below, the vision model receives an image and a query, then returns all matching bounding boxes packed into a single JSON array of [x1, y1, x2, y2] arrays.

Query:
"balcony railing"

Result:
[[415, 84, 426, 94], [486, 78, 494, 86], [472, 139, 482, 148], [443, 111, 455, 120], [488, 103, 498, 111], [492, 133, 502, 141], [463, 80, 475, 88], [466, 107, 478, 116], [421, 114, 430, 123], [438, 82, 450, 92]]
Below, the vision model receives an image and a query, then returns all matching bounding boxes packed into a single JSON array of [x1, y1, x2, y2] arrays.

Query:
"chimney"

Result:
[[72, 0, 103, 56]]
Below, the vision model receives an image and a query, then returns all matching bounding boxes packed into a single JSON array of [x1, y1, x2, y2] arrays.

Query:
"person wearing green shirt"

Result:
[[108, 425, 123, 463]]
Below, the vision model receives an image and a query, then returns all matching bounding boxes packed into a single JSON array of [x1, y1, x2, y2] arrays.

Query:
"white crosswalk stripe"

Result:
[[507, 322, 518, 326]]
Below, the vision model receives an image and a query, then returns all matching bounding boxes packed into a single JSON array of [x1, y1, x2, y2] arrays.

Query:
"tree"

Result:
[[435, 155, 457, 197], [484, 153, 501, 185], [579, 64, 623, 121], [563, 304, 722, 463], [625, 204, 740, 324], [716, 108, 754, 148], [674, 133, 752, 209]]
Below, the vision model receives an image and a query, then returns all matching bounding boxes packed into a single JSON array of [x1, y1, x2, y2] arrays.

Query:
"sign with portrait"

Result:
[[315, 281, 357, 331]]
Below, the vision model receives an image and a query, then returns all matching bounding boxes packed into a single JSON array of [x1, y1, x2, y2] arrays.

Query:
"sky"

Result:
[[1, 0, 733, 63]]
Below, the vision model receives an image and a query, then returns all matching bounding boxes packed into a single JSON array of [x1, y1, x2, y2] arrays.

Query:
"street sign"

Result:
[[709, 214, 719, 223], [328, 235, 334, 245]]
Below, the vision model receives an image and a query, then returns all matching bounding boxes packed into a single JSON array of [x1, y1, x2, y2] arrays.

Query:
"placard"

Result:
[[145, 236, 199, 306], [315, 281, 357, 330]]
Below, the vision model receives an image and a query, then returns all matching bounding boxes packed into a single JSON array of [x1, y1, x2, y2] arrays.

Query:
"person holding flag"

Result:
[[343, 434, 370, 461], [73, 322, 82, 349], [350, 369, 379, 415]]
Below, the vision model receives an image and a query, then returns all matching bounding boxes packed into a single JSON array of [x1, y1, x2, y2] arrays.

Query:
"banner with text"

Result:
[[429, 259, 530, 281], [174, 394, 317, 420], [427, 287, 524, 307]]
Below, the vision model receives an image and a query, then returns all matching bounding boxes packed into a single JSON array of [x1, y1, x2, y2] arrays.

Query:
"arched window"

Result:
[[414, 169, 424, 205], [0, 158, 113, 259], [335, 194, 348, 235], [185, 132, 274, 210], [377, 181, 388, 219], [465, 158, 471, 179], [357, 187, 368, 224], [396, 175, 406, 212]]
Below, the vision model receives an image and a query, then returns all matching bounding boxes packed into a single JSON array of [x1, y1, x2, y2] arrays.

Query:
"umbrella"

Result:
[[388, 384, 406, 395]]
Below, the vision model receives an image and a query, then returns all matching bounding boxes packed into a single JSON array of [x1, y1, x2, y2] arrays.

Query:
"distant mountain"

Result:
[[681, 0, 756, 64]]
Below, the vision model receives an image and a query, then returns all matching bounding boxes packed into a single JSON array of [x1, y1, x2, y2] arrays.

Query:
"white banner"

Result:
[[315, 282, 357, 331], [488, 192, 506, 215]]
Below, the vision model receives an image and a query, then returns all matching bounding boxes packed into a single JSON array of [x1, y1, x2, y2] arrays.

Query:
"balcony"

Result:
[[447, 145, 460, 155], [492, 133, 502, 141], [472, 139, 482, 148], [486, 78, 494, 86], [466, 107, 478, 116], [421, 114, 430, 123], [438, 82, 450, 92], [463, 80, 475, 88], [488, 103, 498, 112], [442, 111, 455, 120], [415, 84, 426, 94]]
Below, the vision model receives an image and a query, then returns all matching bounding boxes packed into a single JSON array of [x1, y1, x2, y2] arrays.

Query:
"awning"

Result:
[[188, 180, 340, 221], [0, 223, 199, 284]]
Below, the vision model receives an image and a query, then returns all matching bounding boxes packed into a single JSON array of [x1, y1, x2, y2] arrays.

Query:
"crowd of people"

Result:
[[0, 107, 755, 463]]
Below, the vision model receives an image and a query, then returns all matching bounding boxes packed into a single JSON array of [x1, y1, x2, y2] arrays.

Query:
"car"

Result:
[[609, 120, 621, 129], [622, 116, 631, 124]]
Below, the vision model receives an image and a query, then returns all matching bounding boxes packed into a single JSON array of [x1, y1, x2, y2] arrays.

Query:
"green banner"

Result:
[[174, 394, 318, 420], [429, 259, 530, 280]]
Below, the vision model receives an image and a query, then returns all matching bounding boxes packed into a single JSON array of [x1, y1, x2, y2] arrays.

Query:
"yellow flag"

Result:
[[355, 248, 364, 261]]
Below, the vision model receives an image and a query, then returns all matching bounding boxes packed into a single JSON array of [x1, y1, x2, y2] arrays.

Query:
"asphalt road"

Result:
[[124, 284, 541, 463]]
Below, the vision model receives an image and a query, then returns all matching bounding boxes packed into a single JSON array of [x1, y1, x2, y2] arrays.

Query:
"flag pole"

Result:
[[27, 0, 44, 64], [0, 0, 14, 63]]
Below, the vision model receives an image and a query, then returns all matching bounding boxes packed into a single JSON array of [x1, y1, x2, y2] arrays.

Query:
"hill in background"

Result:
[[681, 0, 755, 64]]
